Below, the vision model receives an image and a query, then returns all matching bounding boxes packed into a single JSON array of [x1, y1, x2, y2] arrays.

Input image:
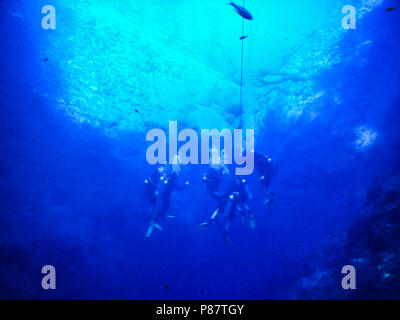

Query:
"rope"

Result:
[[239, 0, 245, 129]]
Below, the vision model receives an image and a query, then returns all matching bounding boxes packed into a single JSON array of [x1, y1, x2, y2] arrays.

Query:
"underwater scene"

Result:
[[0, 0, 400, 299]]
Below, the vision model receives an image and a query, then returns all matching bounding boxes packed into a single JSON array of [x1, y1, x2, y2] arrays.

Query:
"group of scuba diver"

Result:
[[143, 150, 278, 244], [142, 2, 257, 242]]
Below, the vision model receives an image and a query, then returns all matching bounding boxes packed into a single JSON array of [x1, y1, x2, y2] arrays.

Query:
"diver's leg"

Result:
[[249, 215, 256, 228], [224, 219, 231, 231], [146, 219, 163, 237], [158, 195, 171, 218], [146, 208, 164, 237], [146, 202, 157, 237], [223, 228, 231, 246], [236, 205, 246, 224], [223, 215, 233, 245], [263, 196, 271, 207], [223, 201, 236, 245], [154, 208, 164, 220], [245, 204, 256, 228], [262, 188, 272, 207]]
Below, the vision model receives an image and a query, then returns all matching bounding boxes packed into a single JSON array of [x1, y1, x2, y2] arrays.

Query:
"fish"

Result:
[[43, 58, 49, 62], [229, 2, 253, 20], [385, 7, 397, 12], [239, 35, 248, 40], [107, 122, 118, 129], [163, 282, 170, 290], [134, 109, 139, 113]]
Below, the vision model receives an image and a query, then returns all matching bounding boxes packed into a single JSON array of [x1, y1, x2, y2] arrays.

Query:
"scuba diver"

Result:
[[156, 170, 189, 220], [235, 177, 255, 228], [202, 166, 226, 201], [222, 177, 255, 245], [146, 161, 189, 237], [144, 166, 167, 217], [200, 174, 254, 245], [199, 187, 227, 230], [254, 151, 278, 208], [199, 155, 230, 230]]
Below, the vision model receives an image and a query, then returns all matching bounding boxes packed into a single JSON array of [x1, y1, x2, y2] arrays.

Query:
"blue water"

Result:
[[0, 0, 399, 299]]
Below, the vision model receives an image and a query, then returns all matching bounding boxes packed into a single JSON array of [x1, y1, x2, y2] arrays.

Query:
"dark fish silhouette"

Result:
[[163, 282, 170, 290], [107, 122, 118, 129], [43, 58, 49, 62], [240, 35, 248, 40], [385, 7, 397, 12], [134, 109, 139, 113], [229, 2, 253, 20]]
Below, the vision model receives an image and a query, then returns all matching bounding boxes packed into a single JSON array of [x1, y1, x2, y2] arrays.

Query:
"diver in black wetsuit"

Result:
[[202, 166, 225, 201], [144, 167, 166, 216], [222, 177, 255, 245], [235, 178, 255, 226], [157, 171, 189, 219], [144, 166, 167, 237], [254, 151, 277, 207], [200, 173, 254, 245], [146, 169, 189, 237], [199, 166, 229, 229]]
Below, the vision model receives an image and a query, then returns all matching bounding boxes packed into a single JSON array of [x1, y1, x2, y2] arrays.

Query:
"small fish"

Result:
[[43, 58, 49, 62], [163, 282, 170, 290], [107, 122, 118, 129], [386, 7, 397, 12], [229, 2, 253, 20], [134, 109, 139, 113], [239, 35, 248, 40]]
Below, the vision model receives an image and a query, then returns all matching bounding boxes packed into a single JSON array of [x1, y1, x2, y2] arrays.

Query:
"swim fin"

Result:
[[146, 222, 154, 237], [223, 231, 232, 246], [199, 221, 210, 229], [263, 198, 271, 207], [146, 221, 163, 237], [211, 208, 219, 220], [154, 223, 163, 231]]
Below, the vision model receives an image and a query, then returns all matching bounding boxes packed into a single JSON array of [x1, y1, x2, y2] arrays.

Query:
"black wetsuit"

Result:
[[203, 167, 225, 201], [158, 172, 187, 217], [225, 178, 252, 218], [145, 168, 164, 207], [255, 152, 274, 188]]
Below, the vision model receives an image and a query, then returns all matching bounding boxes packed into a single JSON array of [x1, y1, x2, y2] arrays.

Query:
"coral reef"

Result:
[[293, 174, 400, 299]]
